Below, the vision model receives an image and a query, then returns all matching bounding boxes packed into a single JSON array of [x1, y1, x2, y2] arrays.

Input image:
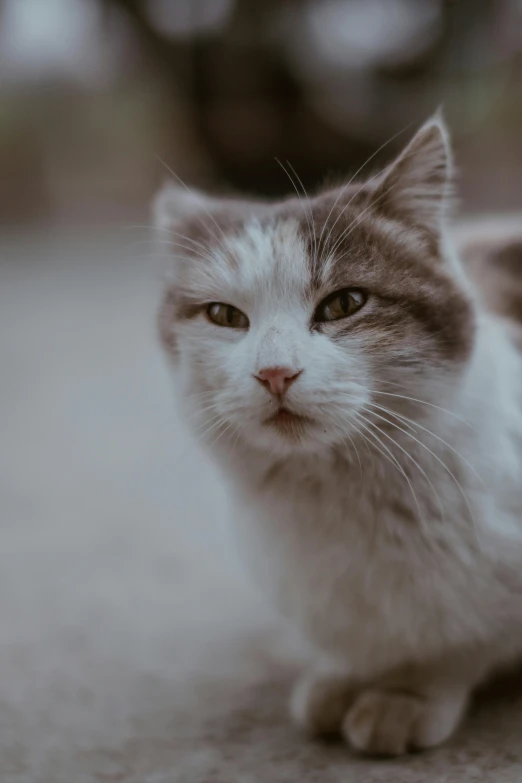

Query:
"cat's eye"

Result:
[[314, 288, 366, 323], [207, 302, 249, 329]]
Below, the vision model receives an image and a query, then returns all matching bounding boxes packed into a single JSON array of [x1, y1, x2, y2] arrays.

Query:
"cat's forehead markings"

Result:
[[223, 216, 311, 297]]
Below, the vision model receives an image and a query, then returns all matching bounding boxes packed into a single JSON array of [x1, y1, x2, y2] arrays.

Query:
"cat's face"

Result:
[[156, 117, 476, 457]]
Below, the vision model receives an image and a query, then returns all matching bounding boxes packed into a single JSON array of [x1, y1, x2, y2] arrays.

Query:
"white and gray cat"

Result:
[[155, 115, 522, 755]]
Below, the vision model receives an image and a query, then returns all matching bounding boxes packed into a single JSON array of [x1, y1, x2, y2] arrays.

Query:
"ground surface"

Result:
[[1, 230, 522, 782]]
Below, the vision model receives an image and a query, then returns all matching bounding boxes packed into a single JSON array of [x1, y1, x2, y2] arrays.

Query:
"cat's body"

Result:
[[155, 117, 522, 754]]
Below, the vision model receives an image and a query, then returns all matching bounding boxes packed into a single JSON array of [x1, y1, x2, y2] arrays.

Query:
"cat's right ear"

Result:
[[371, 113, 453, 237], [152, 181, 209, 232]]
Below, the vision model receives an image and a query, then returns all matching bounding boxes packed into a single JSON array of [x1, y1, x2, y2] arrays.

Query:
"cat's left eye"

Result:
[[314, 288, 366, 323], [207, 302, 249, 329]]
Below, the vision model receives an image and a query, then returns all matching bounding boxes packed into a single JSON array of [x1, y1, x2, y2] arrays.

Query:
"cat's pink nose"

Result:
[[254, 366, 302, 396]]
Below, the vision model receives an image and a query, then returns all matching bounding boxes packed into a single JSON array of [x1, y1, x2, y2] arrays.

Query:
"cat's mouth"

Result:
[[264, 407, 314, 437]]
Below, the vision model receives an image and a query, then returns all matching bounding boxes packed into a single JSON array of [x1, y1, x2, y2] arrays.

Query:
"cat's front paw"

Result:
[[342, 688, 466, 757], [292, 674, 468, 756], [291, 672, 356, 736], [342, 689, 423, 756]]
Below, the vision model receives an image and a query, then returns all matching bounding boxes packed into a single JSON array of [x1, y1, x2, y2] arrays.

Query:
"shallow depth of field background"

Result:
[[2, 0, 522, 227], [1, 2, 522, 781]]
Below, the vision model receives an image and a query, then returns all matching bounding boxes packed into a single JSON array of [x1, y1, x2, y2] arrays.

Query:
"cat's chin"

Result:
[[244, 413, 341, 457], [263, 409, 315, 439]]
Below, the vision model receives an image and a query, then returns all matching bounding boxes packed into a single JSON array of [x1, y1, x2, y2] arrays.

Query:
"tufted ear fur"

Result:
[[152, 181, 212, 232], [372, 113, 453, 236]]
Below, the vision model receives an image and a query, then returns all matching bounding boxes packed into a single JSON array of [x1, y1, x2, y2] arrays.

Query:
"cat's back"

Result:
[[455, 216, 522, 337]]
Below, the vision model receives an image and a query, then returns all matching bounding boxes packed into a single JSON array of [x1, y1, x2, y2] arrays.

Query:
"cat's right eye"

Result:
[[206, 302, 249, 329], [314, 288, 366, 323]]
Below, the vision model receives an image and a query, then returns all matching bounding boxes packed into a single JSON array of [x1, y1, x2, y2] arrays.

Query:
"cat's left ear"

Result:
[[372, 113, 453, 237], [153, 181, 212, 231]]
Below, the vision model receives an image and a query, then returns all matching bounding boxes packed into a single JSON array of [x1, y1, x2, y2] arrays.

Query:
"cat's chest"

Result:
[[233, 468, 492, 669]]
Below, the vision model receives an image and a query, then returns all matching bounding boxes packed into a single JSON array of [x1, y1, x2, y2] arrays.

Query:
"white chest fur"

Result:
[[232, 435, 522, 679]]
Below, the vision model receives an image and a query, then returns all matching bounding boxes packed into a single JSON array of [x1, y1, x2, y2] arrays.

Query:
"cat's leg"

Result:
[[292, 654, 487, 756]]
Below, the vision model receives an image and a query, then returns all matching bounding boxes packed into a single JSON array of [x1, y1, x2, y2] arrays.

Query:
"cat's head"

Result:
[[155, 116, 476, 458]]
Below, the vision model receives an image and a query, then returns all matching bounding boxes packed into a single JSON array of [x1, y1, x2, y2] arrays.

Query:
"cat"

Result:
[[154, 115, 522, 756]]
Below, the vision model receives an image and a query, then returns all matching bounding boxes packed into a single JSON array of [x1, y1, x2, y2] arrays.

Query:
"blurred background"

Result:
[[1, 0, 522, 227], [2, 3, 522, 780]]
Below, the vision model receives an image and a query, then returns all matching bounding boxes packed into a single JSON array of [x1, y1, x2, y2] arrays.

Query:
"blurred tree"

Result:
[[104, 0, 513, 198], [0, 0, 519, 224], [103, 0, 398, 194]]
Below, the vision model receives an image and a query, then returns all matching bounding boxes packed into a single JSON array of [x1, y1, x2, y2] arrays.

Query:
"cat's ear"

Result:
[[372, 113, 453, 236], [153, 181, 211, 231]]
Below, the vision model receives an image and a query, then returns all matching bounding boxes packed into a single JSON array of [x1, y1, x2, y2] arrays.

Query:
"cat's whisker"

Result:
[[370, 390, 475, 429], [130, 231, 211, 256], [144, 244, 211, 264], [275, 158, 316, 261], [327, 393, 483, 513], [128, 239, 209, 261], [356, 411, 442, 535], [123, 224, 172, 234], [342, 421, 384, 546], [336, 389, 473, 429], [360, 407, 477, 531], [205, 419, 238, 451], [168, 409, 227, 467], [323, 408, 363, 476], [227, 421, 244, 461], [352, 409, 418, 480], [135, 238, 213, 263], [357, 408, 446, 524], [343, 409, 409, 482], [190, 410, 223, 433], [366, 401, 486, 489], [329, 414, 387, 546], [184, 400, 220, 415], [349, 421, 374, 459], [194, 415, 230, 446], [190, 390, 220, 400], [285, 159, 319, 263], [349, 410, 427, 530], [139, 252, 204, 267], [157, 228, 214, 255], [376, 381, 507, 414], [362, 403, 418, 433], [184, 403, 221, 423], [371, 378, 500, 410]]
